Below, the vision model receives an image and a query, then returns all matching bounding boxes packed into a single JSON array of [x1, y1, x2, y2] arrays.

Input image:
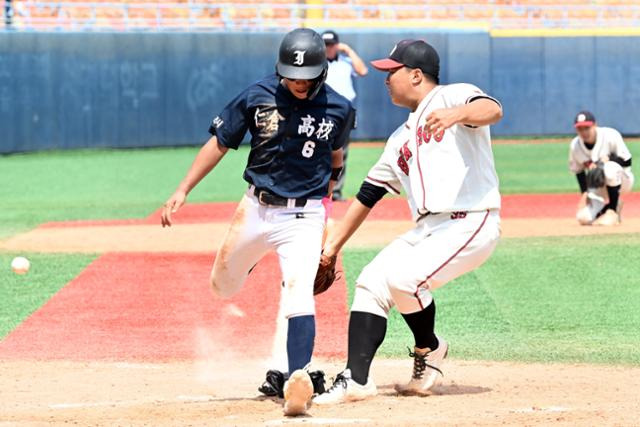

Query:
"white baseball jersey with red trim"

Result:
[[569, 126, 632, 175], [365, 83, 501, 218], [351, 83, 502, 317], [569, 126, 634, 224]]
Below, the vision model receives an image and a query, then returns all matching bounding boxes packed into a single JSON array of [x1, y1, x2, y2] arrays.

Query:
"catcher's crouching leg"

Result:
[[576, 207, 594, 225], [259, 369, 326, 398], [576, 191, 606, 225]]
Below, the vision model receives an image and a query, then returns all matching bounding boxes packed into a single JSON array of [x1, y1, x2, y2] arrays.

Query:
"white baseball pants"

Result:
[[576, 162, 634, 225], [210, 187, 325, 318], [352, 209, 501, 317]]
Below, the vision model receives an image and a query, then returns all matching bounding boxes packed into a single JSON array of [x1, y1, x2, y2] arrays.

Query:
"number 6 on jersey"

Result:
[[302, 140, 316, 158]]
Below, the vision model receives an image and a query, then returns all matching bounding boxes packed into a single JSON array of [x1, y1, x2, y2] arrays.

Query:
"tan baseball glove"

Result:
[[314, 253, 338, 295]]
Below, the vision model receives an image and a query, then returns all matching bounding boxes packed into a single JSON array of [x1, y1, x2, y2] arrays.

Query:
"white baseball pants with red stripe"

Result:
[[352, 209, 500, 316]]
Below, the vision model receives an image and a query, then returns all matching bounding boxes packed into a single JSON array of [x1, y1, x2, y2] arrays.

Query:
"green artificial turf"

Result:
[[0, 147, 249, 238], [342, 233, 640, 365], [0, 253, 97, 339], [1, 140, 638, 238], [492, 139, 640, 194]]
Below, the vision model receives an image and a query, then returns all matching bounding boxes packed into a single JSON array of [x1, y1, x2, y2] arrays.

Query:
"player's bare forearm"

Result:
[[328, 148, 344, 195], [332, 148, 344, 168], [177, 136, 229, 194], [323, 199, 371, 257], [456, 98, 503, 127], [426, 98, 502, 132], [161, 136, 228, 227], [341, 44, 368, 76]]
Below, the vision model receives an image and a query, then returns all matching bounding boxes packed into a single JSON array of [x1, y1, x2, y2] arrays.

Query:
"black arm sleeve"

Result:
[[576, 171, 587, 193], [609, 153, 632, 168], [356, 181, 388, 208]]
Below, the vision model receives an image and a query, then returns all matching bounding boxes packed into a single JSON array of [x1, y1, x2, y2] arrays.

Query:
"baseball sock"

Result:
[[605, 184, 621, 212], [346, 311, 387, 385], [402, 300, 438, 351], [287, 315, 315, 373]]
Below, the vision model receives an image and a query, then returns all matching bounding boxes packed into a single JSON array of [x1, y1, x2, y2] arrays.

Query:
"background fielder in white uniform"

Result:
[[313, 39, 503, 405], [569, 110, 634, 226]]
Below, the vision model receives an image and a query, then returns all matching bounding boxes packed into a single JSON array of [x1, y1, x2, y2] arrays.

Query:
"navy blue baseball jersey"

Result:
[[209, 74, 355, 199]]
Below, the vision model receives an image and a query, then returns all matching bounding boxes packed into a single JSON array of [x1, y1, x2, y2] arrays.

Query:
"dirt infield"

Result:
[[4, 217, 640, 254], [1, 193, 639, 426], [351, 138, 572, 148], [3, 194, 640, 253], [1, 358, 638, 426]]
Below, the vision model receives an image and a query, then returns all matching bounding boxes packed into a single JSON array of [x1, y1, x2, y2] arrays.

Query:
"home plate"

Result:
[[265, 418, 371, 425]]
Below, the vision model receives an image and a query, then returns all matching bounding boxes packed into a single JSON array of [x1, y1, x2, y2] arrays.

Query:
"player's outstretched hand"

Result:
[[425, 108, 460, 134], [314, 252, 338, 295], [161, 190, 187, 227]]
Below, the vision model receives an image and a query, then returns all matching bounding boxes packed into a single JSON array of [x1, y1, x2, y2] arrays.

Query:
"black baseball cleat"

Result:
[[258, 369, 326, 398], [309, 369, 326, 394], [259, 370, 287, 398]]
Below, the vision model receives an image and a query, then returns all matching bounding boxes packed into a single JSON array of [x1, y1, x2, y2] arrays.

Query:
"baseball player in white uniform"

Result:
[[312, 39, 503, 404], [569, 110, 634, 226]]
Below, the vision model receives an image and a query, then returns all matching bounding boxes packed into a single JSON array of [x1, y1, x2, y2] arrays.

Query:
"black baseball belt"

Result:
[[252, 187, 307, 207]]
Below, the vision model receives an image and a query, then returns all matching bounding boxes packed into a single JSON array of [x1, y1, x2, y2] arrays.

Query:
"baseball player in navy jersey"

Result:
[[570, 111, 634, 226], [160, 28, 355, 416], [312, 39, 503, 405]]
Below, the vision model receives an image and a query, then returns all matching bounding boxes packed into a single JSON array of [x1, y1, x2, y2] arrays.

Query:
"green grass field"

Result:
[[0, 253, 97, 339], [1, 140, 639, 364], [344, 234, 640, 365], [1, 141, 639, 238]]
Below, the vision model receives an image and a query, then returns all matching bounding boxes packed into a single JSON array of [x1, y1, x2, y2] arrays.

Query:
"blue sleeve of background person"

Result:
[[208, 87, 251, 149], [342, 54, 357, 78]]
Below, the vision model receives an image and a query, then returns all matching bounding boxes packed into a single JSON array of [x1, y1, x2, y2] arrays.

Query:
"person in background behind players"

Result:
[[322, 30, 368, 201]]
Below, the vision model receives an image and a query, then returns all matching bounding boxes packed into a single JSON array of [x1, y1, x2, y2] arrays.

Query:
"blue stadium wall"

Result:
[[1, 31, 640, 152]]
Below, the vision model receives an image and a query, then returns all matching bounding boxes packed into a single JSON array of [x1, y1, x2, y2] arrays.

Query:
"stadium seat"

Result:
[[5, 0, 638, 31], [463, 6, 495, 20], [328, 8, 358, 20]]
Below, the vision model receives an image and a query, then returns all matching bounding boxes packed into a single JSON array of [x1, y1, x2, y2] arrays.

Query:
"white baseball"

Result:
[[11, 256, 30, 275]]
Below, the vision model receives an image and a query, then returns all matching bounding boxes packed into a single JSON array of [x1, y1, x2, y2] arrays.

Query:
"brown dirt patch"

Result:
[[1, 358, 637, 426], [351, 138, 570, 148], [2, 218, 640, 254]]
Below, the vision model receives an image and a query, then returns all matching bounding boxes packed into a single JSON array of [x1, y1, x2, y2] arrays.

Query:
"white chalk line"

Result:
[[112, 362, 164, 370], [264, 418, 372, 426], [49, 394, 218, 409], [511, 406, 570, 414]]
